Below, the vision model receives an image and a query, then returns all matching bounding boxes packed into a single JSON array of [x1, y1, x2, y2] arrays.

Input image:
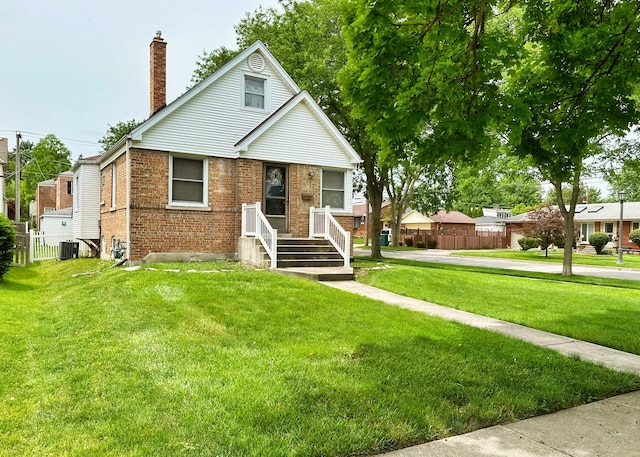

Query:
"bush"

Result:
[[405, 238, 414, 247], [0, 215, 17, 280], [518, 237, 540, 251], [588, 232, 610, 254], [630, 229, 640, 246], [416, 242, 425, 248], [427, 239, 438, 249]]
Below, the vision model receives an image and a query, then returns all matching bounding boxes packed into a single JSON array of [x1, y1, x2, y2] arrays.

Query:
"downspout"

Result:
[[125, 135, 132, 262]]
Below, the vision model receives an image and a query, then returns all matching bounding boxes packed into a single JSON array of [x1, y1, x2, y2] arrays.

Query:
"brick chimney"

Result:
[[150, 31, 167, 116]]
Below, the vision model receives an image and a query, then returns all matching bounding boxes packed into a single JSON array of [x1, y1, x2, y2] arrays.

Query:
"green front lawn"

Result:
[[356, 258, 640, 355], [1, 260, 638, 456], [453, 249, 640, 268]]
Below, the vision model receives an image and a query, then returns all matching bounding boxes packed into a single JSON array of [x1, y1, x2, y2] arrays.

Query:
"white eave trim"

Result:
[[234, 91, 361, 165]]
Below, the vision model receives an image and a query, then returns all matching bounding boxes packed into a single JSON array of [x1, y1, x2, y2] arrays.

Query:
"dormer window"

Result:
[[244, 75, 266, 109]]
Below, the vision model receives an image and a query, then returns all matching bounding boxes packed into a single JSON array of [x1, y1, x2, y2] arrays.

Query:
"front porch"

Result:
[[239, 203, 354, 280]]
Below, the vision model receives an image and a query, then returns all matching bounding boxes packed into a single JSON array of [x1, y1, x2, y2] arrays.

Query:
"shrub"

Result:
[[588, 232, 610, 254], [427, 239, 438, 249], [630, 229, 640, 246], [0, 215, 17, 280], [518, 237, 540, 251], [416, 242, 425, 248], [405, 238, 414, 247]]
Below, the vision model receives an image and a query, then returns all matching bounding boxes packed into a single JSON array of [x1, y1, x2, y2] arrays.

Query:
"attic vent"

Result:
[[248, 52, 265, 72]]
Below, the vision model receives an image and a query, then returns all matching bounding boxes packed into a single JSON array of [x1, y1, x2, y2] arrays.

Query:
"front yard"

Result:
[[1, 260, 639, 456], [356, 258, 640, 355]]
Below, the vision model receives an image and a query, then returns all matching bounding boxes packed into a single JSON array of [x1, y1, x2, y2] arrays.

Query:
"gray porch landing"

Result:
[[274, 266, 354, 281]]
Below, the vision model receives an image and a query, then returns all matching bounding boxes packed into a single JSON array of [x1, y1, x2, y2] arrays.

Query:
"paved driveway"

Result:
[[354, 248, 640, 281]]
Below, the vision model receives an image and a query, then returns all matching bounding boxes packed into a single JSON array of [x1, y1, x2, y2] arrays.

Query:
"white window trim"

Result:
[[168, 155, 209, 209], [241, 71, 270, 111], [111, 163, 117, 210], [321, 169, 348, 213]]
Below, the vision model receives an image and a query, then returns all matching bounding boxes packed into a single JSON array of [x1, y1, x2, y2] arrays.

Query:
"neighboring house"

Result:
[[428, 210, 476, 233], [401, 209, 434, 231], [504, 202, 640, 250], [352, 200, 369, 238], [33, 171, 73, 230], [39, 207, 73, 237], [71, 155, 101, 256], [474, 207, 512, 233], [96, 34, 360, 264]]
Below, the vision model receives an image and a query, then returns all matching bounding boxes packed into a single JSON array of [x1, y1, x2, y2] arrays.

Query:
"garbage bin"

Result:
[[380, 233, 389, 247]]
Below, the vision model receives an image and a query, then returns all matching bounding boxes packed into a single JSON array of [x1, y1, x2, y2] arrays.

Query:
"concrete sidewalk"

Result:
[[323, 280, 640, 457]]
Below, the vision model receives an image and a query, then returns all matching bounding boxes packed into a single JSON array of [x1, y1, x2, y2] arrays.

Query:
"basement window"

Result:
[[169, 156, 208, 206]]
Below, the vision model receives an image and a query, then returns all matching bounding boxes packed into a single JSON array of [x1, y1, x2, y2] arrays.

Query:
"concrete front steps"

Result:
[[275, 238, 354, 281]]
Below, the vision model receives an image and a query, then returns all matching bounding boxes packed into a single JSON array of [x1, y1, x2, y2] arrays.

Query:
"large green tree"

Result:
[[192, 0, 389, 257], [340, 0, 516, 165], [507, 0, 640, 275], [22, 135, 72, 203], [452, 154, 542, 213], [99, 119, 142, 153], [342, 0, 640, 275], [602, 139, 640, 201]]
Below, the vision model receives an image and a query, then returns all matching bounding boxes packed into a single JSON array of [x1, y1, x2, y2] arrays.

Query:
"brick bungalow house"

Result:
[[504, 202, 640, 250], [97, 33, 360, 265]]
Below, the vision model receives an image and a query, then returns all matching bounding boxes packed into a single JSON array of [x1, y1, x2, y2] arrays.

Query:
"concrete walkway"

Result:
[[322, 280, 640, 456]]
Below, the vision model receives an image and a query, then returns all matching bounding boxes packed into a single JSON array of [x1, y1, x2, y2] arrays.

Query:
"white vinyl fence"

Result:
[[30, 231, 75, 261]]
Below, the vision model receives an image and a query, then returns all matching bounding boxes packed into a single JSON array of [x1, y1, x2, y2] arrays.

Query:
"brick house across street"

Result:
[[81, 33, 360, 267], [505, 203, 640, 250]]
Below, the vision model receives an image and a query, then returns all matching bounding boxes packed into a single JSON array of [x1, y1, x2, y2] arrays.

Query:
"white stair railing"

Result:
[[309, 206, 350, 267], [241, 202, 277, 269]]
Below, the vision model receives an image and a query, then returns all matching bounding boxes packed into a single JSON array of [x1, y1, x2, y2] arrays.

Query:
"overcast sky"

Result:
[[0, 0, 280, 159]]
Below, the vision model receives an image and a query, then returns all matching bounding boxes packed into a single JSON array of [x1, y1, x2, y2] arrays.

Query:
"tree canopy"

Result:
[[20, 135, 72, 214], [99, 119, 142, 153], [342, 0, 640, 275]]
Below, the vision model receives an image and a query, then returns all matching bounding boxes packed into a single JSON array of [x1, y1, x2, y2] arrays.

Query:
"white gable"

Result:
[[135, 49, 297, 157], [236, 95, 359, 169]]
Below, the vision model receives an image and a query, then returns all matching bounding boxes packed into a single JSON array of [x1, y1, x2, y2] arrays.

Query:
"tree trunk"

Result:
[[562, 213, 575, 276], [368, 186, 383, 258]]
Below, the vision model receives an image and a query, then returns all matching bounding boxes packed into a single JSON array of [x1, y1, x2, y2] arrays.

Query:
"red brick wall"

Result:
[[56, 175, 73, 210], [100, 154, 128, 257], [101, 149, 354, 262], [35, 184, 56, 230]]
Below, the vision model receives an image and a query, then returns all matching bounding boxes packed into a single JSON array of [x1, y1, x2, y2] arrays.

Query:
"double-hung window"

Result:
[[169, 156, 207, 206], [111, 163, 117, 209], [322, 170, 345, 210], [244, 75, 266, 109]]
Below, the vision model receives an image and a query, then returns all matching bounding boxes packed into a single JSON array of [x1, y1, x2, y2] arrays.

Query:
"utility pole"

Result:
[[0, 137, 7, 216], [15, 132, 21, 222]]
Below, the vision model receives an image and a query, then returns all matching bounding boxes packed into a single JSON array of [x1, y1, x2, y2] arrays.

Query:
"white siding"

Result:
[[137, 58, 297, 157], [40, 216, 73, 237], [242, 102, 355, 169], [73, 163, 101, 240]]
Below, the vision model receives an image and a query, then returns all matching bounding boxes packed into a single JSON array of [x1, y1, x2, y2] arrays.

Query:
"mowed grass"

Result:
[[453, 249, 640, 268], [1, 260, 639, 456], [356, 258, 640, 355]]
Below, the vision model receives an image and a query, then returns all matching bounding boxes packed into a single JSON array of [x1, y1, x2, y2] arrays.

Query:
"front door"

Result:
[[264, 164, 288, 232]]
